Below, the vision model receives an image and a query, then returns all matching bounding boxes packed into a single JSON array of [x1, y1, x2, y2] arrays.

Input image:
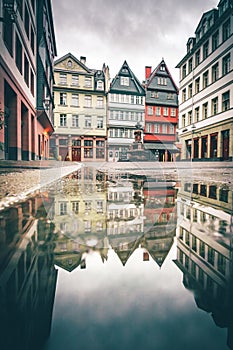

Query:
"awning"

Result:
[[144, 143, 180, 152]]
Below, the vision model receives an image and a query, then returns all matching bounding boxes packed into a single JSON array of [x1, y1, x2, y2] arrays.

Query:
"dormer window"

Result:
[[97, 80, 104, 90], [120, 76, 129, 86]]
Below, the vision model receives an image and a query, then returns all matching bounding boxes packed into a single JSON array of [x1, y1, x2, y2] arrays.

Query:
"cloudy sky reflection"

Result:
[[44, 245, 228, 350]]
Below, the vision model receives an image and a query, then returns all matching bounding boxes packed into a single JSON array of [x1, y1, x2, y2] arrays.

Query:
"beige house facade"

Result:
[[51, 53, 110, 161]]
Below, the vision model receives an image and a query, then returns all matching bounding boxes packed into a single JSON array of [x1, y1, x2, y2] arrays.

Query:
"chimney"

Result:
[[145, 66, 152, 79], [80, 56, 86, 65]]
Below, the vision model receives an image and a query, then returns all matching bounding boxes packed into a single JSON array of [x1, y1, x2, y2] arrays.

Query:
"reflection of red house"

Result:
[[143, 60, 179, 161], [143, 181, 177, 227]]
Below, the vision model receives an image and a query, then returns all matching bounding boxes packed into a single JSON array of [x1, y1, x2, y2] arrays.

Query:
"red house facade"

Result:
[[143, 60, 179, 161]]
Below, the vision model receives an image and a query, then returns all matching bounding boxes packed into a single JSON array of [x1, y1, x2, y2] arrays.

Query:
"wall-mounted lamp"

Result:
[[43, 98, 50, 111]]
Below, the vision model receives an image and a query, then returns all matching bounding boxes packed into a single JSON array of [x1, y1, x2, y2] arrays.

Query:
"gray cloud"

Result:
[[52, 0, 218, 82]]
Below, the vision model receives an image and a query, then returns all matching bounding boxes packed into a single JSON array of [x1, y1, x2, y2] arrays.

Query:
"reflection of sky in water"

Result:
[[45, 244, 228, 350]]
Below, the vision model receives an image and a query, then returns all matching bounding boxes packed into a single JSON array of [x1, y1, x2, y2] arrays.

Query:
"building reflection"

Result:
[[174, 180, 233, 350], [0, 196, 57, 350], [53, 168, 178, 269]]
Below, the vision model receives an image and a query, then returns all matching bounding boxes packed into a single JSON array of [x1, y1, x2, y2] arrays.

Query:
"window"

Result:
[[146, 123, 152, 132], [24, 55, 29, 87], [72, 202, 79, 214], [85, 116, 92, 128], [195, 78, 200, 93], [211, 97, 218, 115], [97, 117, 103, 129], [222, 19, 230, 41], [195, 50, 200, 66], [162, 124, 167, 133], [151, 91, 159, 98], [72, 139, 81, 146], [170, 124, 174, 133], [167, 93, 174, 100], [120, 77, 129, 86], [156, 107, 161, 116], [219, 188, 228, 203], [212, 30, 219, 51], [97, 96, 104, 108], [60, 93, 67, 105], [182, 114, 186, 127], [60, 73, 67, 85], [96, 140, 105, 158], [72, 115, 79, 127], [84, 95, 92, 107], [84, 142, 93, 158], [203, 102, 208, 119], [15, 34, 22, 73], [154, 124, 159, 133], [85, 76, 92, 87], [203, 71, 209, 88], [30, 25, 35, 54], [163, 108, 168, 116], [3, 8, 13, 55], [200, 184, 207, 196], [60, 202, 67, 215], [30, 70, 34, 96], [182, 89, 186, 102], [72, 75, 79, 86], [171, 108, 176, 117], [222, 53, 231, 75], [182, 64, 187, 79], [84, 220, 91, 232], [188, 58, 193, 73], [72, 94, 79, 106], [203, 40, 209, 59], [194, 107, 200, 122], [188, 84, 193, 98], [158, 77, 167, 85], [212, 63, 219, 82], [24, 4, 30, 38], [147, 106, 153, 115], [217, 254, 226, 275], [188, 111, 192, 125], [60, 114, 67, 127], [222, 91, 230, 111], [97, 80, 104, 90]]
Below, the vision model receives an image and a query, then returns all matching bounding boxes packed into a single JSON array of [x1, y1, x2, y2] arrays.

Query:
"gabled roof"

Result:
[[54, 52, 92, 73], [145, 59, 178, 94], [110, 60, 145, 95]]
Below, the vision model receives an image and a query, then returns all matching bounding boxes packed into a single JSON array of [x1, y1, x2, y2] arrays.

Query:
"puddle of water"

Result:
[[0, 167, 232, 350]]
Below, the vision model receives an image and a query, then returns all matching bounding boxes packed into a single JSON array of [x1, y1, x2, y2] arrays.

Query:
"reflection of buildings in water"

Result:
[[141, 180, 177, 267], [0, 197, 57, 350], [53, 171, 179, 269], [175, 181, 233, 350], [51, 168, 107, 244], [107, 178, 144, 265]]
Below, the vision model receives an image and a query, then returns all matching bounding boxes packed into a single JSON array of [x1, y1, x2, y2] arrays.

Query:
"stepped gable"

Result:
[[110, 60, 145, 95]]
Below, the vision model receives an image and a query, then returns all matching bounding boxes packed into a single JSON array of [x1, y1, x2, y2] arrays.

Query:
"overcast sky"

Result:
[[52, 0, 218, 85]]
